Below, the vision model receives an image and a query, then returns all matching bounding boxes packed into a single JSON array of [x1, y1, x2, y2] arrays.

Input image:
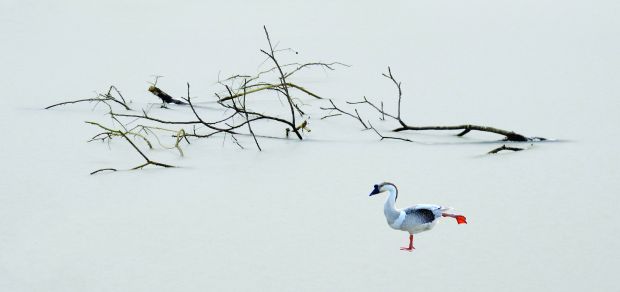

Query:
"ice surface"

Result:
[[1, 1, 619, 291]]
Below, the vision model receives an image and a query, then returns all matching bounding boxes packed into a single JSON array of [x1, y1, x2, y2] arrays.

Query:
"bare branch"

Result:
[[487, 144, 526, 154], [85, 121, 174, 171], [242, 79, 262, 151], [320, 99, 369, 129], [217, 82, 325, 102], [46, 86, 132, 111], [90, 168, 118, 175], [381, 67, 403, 123], [347, 96, 397, 120], [321, 113, 342, 120], [394, 124, 531, 142], [376, 66, 543, 142], [368, 122, 414, 142], [261, 25, 301, 138]]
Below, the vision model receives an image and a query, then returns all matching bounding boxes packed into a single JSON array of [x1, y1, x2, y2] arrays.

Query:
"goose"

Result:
[[369, 182, 467, 251]]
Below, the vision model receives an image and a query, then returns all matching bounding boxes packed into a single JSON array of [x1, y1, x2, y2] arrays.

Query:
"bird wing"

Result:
[[404, 207, 436, 224]]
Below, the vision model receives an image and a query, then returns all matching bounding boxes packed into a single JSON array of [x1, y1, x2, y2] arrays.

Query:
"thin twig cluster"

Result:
[[46, 27, 549, 174], [47, 26, 345, 173]]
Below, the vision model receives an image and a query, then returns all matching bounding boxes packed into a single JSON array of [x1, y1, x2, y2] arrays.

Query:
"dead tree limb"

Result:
[[356, 66, 546, 142], [394, 124, 531, 142]]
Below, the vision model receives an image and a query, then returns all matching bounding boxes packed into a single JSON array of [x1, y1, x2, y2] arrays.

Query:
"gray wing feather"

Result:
[[404, 208, 436, 224]]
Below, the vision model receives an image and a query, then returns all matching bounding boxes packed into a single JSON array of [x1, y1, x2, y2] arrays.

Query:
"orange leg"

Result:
[[400, 234, 415, 252], [442, 213, 467, 224]]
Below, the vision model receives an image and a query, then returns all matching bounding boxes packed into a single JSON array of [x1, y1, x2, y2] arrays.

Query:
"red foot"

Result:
[[401, 234, 415, 252], [456, 215, 467, 224], [442, 213, 468, 224]]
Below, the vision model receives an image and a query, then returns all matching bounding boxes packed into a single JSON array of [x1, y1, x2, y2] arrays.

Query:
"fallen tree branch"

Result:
[[394, 124, 531, 142], [357, 66, 546, 142], [47, 26, 352, 173]]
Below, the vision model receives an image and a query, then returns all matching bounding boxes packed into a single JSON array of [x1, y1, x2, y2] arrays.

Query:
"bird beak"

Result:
[[369, 186, 380, 196]]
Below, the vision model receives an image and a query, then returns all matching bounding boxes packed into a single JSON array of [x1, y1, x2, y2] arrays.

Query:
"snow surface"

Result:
[[1, 1, 619, 291]]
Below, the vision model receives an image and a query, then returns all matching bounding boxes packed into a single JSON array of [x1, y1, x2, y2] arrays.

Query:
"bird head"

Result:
[[369, 182, 398, 200], [369, 183, 382, 196]]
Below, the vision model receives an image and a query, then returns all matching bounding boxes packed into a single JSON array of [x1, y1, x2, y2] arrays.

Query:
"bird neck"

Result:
[[383, 185, 400, 218]]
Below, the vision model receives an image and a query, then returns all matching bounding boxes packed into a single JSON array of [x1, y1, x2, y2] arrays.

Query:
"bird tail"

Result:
[[440, 206, 453, 212]]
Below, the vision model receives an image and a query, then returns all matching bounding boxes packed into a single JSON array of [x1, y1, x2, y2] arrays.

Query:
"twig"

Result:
[[369, 122, 414, 142], [86, 121, 175, 171], [217, 82, 325, 102], [46, 85, 132, 110], [242, 79, 262, 151], [184, 83, 240, 135], [221, 62, 348, 84], [321, 113, 342, 120], [90, 168, 118, 175], [133, 125, 186, 156], [347, 96, 397, 120], [382, 67, 403, 122], [219, 86, 303, 140], [487, 144, 525, 154], [260, 25, 302, 138], [320, 100, 369, 129]]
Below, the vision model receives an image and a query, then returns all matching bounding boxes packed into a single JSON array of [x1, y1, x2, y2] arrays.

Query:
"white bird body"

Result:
[[381, 184, 444, 234], [370, 182, 466, 251]]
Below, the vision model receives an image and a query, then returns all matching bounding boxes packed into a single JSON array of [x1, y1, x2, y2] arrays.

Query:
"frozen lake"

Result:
[[1, 1, 618, 291]]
